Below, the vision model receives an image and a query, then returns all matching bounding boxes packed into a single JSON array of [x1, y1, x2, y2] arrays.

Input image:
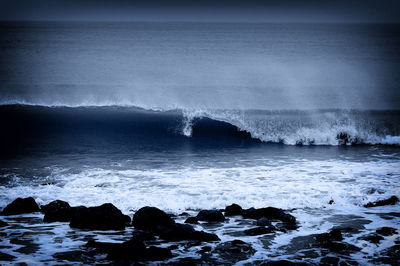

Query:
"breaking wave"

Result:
[[0, 103, 400, 147]]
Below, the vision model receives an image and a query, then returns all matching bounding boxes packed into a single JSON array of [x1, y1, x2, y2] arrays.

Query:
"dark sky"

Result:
[[0, 0, 399, 22]]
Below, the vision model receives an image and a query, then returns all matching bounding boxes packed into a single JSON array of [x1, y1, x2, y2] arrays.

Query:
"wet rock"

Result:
[[244, 226, 276, 236], [69, 203, 129, 230], [376, 226, 398, 236], [184, 216, 198, 224], [328, 199, 335, 205], [364, 196, 399, 208], [42, 200, 72, 222], [314, 229, 360, 255], [0, 252, 16, 261], [256, 217, 272, 226], [214, 240, 256, 263], [179, 212, 189, 216], [358, 233, 383, 244], [275, 222, 299, 231], [243, 207, 296, 224], [224, 204, 243, 216], [315, 228, 343, 243], [158, 223, 220, 242], [1, 197, 40, 215], [196, 210, 225, 222], [372, 244, 400, 265], [86, 239, 172, 261], [0, 219, 8, 227], [132, 206, 175, 230]]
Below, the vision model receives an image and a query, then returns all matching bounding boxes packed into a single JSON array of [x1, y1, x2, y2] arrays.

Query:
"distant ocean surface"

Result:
[[0, 22, 399, 263]]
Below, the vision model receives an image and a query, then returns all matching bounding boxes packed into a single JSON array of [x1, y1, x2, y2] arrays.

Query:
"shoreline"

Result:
[[0, 197, 399, 265]]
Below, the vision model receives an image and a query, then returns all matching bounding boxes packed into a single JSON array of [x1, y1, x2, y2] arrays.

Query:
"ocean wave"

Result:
[[0, 104, 399, 147]]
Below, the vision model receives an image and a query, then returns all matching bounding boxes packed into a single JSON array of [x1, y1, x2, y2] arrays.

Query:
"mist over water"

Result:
[[1, 22, 399, 110]]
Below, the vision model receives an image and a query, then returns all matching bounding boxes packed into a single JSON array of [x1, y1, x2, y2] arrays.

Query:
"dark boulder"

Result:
[[243, 207, 296, 224], [0, 219, 8, 227], [376, 227, 398, 236], [1, 197, 40, 215], [244, 226, 276, 236], [132, 206, 175, 230], [364, 196, 399, 208], [184, 217, 199, 224], [196, 210, 225, 222], [158, 223, 220, 242], [214, 240, 256, 263], [42, 200, 72, 222], [70, 203, 129, 230], [224, 204, 243, 216]]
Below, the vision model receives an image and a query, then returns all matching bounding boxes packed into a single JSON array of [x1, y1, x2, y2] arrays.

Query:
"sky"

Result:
[[0, 0, 400, 23]]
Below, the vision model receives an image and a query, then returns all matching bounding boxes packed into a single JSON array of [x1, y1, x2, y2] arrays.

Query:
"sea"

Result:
[[0, 21, 399, 264]]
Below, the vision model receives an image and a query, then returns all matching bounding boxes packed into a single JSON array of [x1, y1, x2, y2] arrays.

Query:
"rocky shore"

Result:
[[0, 196, 399, 265]]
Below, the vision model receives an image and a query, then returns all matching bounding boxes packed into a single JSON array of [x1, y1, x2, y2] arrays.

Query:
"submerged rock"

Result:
[[70, 203, 129, 230], [315, 228, 343, 243], [243, 207, 296, 224], [86, 239, 172, 261], [376, 226, 398, 236], [256, 217, 272, 226], [158, 223, 220, 242], [0, 252, 16, 261], [214, 240, 255, 263], [1, 197, 40, 215], [42, 200, 72, 222], [224, 204, 243, 216], [132, 206, 175, 230], [184, 216, 199, 224], [196, 210, 225, 222], [358, 233, 384, 244], [0, 219, 8, 227], [244, 226, 276, 236], [364, 196, 399, 208]]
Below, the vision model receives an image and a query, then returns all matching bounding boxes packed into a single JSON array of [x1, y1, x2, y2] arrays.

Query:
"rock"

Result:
[[179, 212, 189, 216], [243, 207, 296, 224], [214, 240, 256, 263], [132, 206, 175, 230], [1, 197, 40, 215], [328, 199, 335, 205], [314, 229, 361, 255], [358, 233, 384, 244], [70, 203, 129, 230], [184, 217, 198, 224], [244, 226, 276, 236], [86, 239, 172, 261], [42, 200, 72, 222], [376, 227, 398, 236], [364, 196, 399, 208], [0, 252, 16, 261], [158, 223, 220, 242], [315, 228, 343, 243], [196, 210, 225, 222], [256, 217, 272, 226], [372, 244, 400, 265], [0, 219, 8, 227], [224, 204, 243, 216]]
